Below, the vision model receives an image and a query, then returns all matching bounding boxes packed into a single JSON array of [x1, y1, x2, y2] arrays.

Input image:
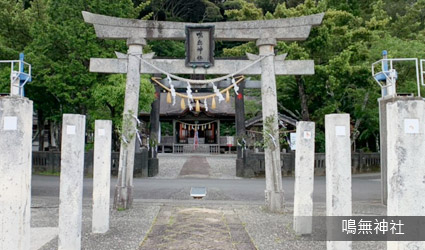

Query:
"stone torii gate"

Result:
[[83, 11, 323, 212]]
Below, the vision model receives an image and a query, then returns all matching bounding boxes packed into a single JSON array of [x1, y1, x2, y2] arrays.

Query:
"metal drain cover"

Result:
[[190, 187, 207, 199]]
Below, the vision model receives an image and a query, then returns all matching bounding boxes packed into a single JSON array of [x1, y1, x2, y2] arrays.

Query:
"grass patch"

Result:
[[33, 171, 60, 176], [168, 215, 175, 226]]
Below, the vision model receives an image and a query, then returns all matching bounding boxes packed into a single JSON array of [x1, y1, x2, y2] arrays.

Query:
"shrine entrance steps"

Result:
[[172, 144, 220, 154], [157, 154, 238, 179]]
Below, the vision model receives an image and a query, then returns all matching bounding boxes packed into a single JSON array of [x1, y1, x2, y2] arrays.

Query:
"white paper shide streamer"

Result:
[[212, 82, 225, 103], [186, 82, 193, 101], [187, 99, 193, 111], [204, 98, 208, 111], [232, 77, 239, 95], [168, 75, 176, 105]]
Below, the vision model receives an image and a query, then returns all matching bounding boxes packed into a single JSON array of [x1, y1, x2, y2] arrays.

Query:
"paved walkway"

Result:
[[139, 206, 256, 250], [178, 156, 211, 178]]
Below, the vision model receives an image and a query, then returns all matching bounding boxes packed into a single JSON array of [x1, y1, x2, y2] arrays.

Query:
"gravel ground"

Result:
[[31, 197, 388, 250], [235, 202, 387, 250], [31, 198, 160, 250], [206, 154, 239, 179], [155, 154, 187, 178], [30, 155, 389, 250]]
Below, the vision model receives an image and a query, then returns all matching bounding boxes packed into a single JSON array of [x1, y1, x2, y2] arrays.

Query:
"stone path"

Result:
[[139, 206, 256, 250], [179, 156, 211, 178], [155, 154, 238, 179]]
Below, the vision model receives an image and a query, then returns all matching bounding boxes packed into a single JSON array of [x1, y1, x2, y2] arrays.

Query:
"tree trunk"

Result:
[[106, 102, 119, 151], [37, 109, 45, 151], [48, 120, 58, 150], [351, 91, 370, 151], [296, 75, 310, 121]]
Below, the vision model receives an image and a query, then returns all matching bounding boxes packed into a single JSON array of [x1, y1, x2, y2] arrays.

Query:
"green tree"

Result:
[[91, 74, 155, 150], [22, 0, 155, 150]]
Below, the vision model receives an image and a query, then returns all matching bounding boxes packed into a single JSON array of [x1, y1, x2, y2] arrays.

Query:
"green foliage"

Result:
[[3, 0, 425, 153], [390, 0, 425, 39], [0, 0, 31, 57], [147, 40, 185, 58], [365, 0, 391, 30], [224, 1, 263, 21], [160, 122, 173, 136], [245, 99, 261, 120], [220, 122, 236, 136], [91, 74, 155, 130], [150, 0, 223, 22]]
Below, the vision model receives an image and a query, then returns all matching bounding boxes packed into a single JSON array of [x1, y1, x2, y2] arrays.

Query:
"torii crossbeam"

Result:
[[83, 11, 324, 212]]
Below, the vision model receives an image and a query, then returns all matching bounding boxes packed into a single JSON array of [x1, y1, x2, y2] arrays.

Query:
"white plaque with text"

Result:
[[303, 131, 312, 139], [404, 119, 419, 134], [3, 116, 17, 130], [98, 129, 105, 136], [335, 126, 346, 136], [66, 125, 76, 135]]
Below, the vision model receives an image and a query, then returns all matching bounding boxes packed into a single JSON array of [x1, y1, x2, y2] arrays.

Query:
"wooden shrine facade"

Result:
[[140, 91, 236, 153]]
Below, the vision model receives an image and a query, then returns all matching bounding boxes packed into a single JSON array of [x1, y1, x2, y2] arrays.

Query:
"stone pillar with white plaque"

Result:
[[325, 114, 352, 250], [386, 99, 425, 250], [58, 114, 86, 250], [293, 121, 315, 235], [0, 96, 33, 250], [378, 96, 422, 205], [92, 120, 112, 233]]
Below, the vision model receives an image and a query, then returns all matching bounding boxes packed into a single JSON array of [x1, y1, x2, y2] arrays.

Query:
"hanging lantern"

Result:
[[201, 125, 204, 131], [195, 99, 200, 112], [225, 89, 230, 103], [181, 98, 186, 110], [211, 97, 216, 109], [166, 92, 172, 104], [208, 123, 211, 129]]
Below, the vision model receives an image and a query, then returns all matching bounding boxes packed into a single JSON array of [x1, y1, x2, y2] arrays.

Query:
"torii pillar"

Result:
[[83, 11, 323, 211], [113, 37, 146, 209], [257, 38, 284, 211]]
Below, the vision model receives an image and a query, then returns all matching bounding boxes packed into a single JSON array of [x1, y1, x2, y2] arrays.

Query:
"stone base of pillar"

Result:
[[148, 158, 159, 177], [113, 185, 133, 209], [294, 215, 312, 235], [134, 149, 149, 177], [141, 148, 149, 177], [265, 190, 285, 212], [236, 158, 244, 177], [236, 159, 255, 178]]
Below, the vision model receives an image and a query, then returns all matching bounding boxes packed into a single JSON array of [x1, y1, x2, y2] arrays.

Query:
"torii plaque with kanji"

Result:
[[186, 26, 214, 68]]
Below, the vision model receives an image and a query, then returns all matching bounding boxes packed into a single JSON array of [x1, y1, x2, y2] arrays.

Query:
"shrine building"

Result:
[[140, 90, 242, 154]]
